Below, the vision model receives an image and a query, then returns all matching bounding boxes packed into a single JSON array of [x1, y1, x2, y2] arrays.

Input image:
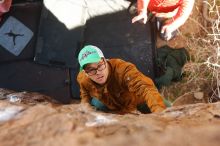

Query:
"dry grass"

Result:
[[161, 0, 220, 103]]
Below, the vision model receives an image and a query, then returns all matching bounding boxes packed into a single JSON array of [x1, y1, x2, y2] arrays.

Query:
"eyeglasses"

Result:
[[84, 59, 106, 76]]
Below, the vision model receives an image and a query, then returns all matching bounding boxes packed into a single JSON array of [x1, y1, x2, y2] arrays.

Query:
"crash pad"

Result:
[[0, 2, 42, 62], [0, 61, 71, 103]]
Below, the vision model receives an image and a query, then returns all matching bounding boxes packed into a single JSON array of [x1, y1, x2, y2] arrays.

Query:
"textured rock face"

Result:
[[0, 89, 220, 146]]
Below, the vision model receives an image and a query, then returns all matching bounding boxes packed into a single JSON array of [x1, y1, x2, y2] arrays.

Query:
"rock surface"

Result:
[[0, 89, 220, 146]]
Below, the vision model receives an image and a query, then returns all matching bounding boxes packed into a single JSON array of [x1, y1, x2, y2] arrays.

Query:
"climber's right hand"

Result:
[[132, 11, 148, 24]]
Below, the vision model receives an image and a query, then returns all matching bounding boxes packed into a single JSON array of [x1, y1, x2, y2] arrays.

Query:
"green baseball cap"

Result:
[[78, 45, 104, 71]]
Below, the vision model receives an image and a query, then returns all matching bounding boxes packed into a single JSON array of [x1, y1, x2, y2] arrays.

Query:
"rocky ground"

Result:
[[0, 89, 220, 146]]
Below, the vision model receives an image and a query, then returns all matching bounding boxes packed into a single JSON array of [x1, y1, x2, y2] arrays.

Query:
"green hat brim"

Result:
[[79, 57, 102, 71]]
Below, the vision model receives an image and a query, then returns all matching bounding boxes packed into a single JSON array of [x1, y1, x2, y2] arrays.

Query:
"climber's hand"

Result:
[[132, 11, 148, 24], [79, 103, 94, 113]]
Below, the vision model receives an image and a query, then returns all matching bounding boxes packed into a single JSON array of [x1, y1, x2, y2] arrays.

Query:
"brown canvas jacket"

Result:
[[77, 59, 166, 113]]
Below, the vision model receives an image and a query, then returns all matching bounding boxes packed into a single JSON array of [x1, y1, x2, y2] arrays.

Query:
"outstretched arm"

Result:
[[132, 0, 150, 24], [121, 63, 166, 112], [161, 0, 195, 35], [77, 73, 94, 111]]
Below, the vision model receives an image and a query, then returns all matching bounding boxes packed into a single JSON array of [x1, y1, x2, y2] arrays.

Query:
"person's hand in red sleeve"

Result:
[[132, 10, 148, 24], [132, 0, 150, 24], [160, 0, 195, 40]]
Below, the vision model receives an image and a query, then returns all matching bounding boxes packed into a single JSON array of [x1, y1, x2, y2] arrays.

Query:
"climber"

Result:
[[77, 45, 166, 114]]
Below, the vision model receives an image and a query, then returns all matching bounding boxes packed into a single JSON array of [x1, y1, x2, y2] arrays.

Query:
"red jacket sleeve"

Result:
[[137, 0, 194, 31], [165, 0, 195, 31]]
